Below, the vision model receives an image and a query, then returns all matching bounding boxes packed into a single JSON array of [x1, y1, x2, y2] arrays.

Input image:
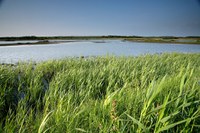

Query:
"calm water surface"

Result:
[[0, 40, 38, 45], [0, 40, 199, 63]]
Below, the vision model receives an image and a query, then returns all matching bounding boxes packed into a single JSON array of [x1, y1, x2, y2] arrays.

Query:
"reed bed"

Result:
[[0, 53, 200, 132]]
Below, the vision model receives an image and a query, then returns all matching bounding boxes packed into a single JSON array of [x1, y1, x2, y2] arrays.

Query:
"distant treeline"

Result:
[[0, 36, 142, 41], [0, 35, 199, 41]]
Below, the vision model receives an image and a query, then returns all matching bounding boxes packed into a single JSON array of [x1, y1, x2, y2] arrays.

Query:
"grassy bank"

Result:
[[123, 36, 200, 44], [0, 53, 200, 132]]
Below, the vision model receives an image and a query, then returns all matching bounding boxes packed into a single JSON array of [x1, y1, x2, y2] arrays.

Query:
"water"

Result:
[[0, 40, 199, 63], [0, 40, 38, 45]]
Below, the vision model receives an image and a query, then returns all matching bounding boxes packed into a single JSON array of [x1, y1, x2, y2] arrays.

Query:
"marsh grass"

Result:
[[0, 53, 200, 132]]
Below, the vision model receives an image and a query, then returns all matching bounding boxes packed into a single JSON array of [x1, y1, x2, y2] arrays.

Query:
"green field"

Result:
[[0, 53, 200, 132]]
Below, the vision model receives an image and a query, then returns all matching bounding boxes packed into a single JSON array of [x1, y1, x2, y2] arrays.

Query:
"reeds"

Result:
[[0, 53, 200, 132]]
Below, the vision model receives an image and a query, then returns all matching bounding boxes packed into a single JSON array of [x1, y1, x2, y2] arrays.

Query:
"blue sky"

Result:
[[0, 0, 200, 37]]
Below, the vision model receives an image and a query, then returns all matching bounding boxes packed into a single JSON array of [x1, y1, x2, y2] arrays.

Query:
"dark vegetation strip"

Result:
[[0, 36, 200, 45], [0, 40, 79, 47]]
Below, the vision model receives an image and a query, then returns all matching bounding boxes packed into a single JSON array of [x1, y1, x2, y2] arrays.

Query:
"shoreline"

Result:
[[0, 36, 200, 46], [1, 53, 199, 65], [123, 39, 200, 45], [0, 40, 81, 47], [0, 39, 200, 47]]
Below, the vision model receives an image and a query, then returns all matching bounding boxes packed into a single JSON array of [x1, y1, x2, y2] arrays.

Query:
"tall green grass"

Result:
[[0, 53, 200, 132]]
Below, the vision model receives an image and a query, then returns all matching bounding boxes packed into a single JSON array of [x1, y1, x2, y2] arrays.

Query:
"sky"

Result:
[[0, 0, 200, 37]]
